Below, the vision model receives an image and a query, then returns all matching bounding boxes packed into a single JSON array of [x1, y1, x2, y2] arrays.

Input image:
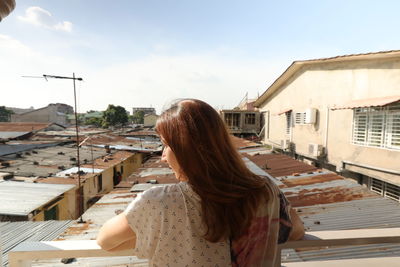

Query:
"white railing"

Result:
[[8, 240, 135, 267], [8, 228, 400, 267], [275, 227, 400, 267]]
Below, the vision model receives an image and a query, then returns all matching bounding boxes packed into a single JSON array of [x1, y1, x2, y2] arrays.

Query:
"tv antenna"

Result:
[[23, 73, 85, 223]]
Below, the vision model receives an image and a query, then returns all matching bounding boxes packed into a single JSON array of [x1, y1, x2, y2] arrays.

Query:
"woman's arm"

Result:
[[288, 208, 305, 241], [96, 213, 137, 251]]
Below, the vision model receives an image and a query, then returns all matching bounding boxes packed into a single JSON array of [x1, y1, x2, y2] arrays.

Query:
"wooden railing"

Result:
[[8, 228, 400, 267]]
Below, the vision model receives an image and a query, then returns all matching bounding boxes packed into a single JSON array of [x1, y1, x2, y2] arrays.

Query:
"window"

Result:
[[225, 113, 240, 128], [245, 113, 256, 125], [352, 103, 400, 150], [44, 205, 58, 220], [285, 111, 292, 135], [295, 112, 306, 124], [370, 177, 400, 202]]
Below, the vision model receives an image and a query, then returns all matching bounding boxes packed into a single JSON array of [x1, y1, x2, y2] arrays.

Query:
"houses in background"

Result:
[[132, 107, 156, 115], [0, 125, 161, 222], [0, 122, 65, 141], [11, 103, 73, 126], [220, 95, 262, 137], [144, 113, 159, 127], [254, 50, 400, 201]]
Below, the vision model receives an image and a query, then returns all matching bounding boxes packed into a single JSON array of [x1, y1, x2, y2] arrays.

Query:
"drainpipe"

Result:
[[324, 106, 330, 149], [342, 160, 400, 176]]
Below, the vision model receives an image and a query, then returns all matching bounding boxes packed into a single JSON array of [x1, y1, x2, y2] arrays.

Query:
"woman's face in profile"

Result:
[[160, 138, 186, 181]]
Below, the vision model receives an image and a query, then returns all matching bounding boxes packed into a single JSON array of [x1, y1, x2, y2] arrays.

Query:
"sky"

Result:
[[1, 0, 400, 114]]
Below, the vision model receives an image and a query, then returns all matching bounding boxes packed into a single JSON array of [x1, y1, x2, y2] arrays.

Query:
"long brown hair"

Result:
[[156, 99, 273, 242]]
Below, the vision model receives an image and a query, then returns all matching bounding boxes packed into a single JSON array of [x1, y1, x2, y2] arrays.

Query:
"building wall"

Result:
[[62, 187, 78, 219], [121, 153, 142, 179], [32, 211, 44, 221], [11, 105, 68, 125], [220, 111, 261, 134], [144, 114, 159, 127], [259, 58, 400, 183]]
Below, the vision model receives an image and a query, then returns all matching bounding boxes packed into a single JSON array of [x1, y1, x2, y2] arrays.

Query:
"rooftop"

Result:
[[0, 181, 75, 216], [0, 144, 107, 178], [7, 136, 400, 265]]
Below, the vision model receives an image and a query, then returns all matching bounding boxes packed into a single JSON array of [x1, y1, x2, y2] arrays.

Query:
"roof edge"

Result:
[[254, 50, 400, 107]]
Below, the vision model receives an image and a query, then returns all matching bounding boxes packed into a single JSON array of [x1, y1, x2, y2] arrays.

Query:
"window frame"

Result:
[[352, 103, 400, 150], [244, 113, 256, 125]]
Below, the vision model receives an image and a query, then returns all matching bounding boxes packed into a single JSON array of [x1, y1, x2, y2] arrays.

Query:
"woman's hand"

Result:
[[288, 208, 305, 241], [96, 213, 137, 251]]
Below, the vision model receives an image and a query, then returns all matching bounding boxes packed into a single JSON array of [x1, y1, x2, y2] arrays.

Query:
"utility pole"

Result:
[[23, 73, 85, 223]]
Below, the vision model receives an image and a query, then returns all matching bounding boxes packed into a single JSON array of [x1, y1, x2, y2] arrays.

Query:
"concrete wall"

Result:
[[144, 114, 159, 127], [11, 105, 68, 125], [259, 58, 400, 184]]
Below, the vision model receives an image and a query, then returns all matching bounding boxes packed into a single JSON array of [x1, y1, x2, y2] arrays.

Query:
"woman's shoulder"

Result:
[[140, 183, 184, 202]]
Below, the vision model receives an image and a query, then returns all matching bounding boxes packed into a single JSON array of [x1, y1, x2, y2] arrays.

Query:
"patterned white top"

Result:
[[124, 182, 231, 267]]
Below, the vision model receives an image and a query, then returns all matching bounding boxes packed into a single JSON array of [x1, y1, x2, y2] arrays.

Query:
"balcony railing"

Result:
[[8, 228, 400, 267]]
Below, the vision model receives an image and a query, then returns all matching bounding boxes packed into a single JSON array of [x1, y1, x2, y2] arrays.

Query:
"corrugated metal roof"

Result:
[[138, 168, 173, 177], [32, 190, 147, 266], [0, 142, 63, 157], [93, 144, 162, 153], [0, 132, 30, 139], [27, 141, 400, 265], [331, 95, 400, 110], [130, 183, 172, 192], [256, 153, 400, 263], [0, 181, 75, 216], [0, 220, 73, 266], [55, 167, 104, 177], [242, 157, 284, 186], [243, 153, 318, 177]]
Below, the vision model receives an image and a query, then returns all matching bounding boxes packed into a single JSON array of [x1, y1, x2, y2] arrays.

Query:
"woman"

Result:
[[97, 99, 304, 266]]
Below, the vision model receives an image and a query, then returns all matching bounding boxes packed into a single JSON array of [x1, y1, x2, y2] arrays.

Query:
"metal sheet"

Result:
[[56, 167, 104, 177], [0, 181, 75, 216], [138, 168, 173, 177], [0, 220, 73, 266]]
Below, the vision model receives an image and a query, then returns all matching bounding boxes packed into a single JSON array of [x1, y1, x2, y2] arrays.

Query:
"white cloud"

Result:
[[0, 34, 85, 110], [0, 34, 287, 114], [84, 54, 285, 113], [18, 6, 73, 32]]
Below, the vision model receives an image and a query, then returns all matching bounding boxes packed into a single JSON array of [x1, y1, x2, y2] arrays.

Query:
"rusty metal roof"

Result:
[[30, 138, 400, 265], [331, 95, 400, 110], [249, 152, 400, 262], [243, 153, 318, 177], [0, 123, 53, 132], [230, 135, 260, 149]]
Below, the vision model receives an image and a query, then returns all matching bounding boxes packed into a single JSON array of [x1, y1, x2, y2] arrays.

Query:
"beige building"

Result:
[[254, 50, 400, 199], [143, 113, 159, 127], [11, 103, 73, 126]]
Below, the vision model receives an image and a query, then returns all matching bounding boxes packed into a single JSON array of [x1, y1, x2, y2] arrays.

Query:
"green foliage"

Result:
[[102, 105, 128, 127], [131, 110, 145, 124], [0, 106, 13, 122], [85, 117, 103, 127]]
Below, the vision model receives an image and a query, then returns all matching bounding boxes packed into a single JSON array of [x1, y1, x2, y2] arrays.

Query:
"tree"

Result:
[[131, 110, 145, 124], [85, 117, 103, 127], [0, 106, 13, 122], [102, 105, 128, 127]]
